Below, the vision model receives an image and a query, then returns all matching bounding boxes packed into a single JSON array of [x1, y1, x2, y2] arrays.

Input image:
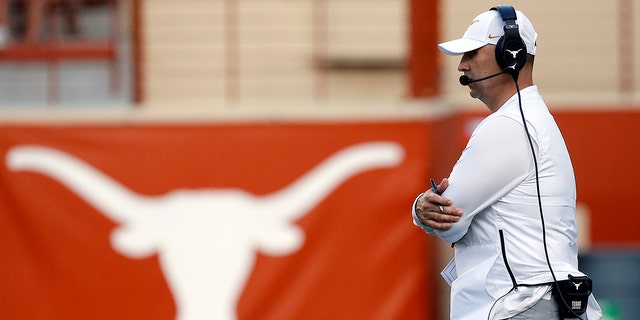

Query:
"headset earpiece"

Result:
[[491, 6, 527, 75]]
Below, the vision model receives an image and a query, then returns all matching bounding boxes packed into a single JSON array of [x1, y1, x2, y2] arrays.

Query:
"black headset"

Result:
[[490, 6, 527, 76]]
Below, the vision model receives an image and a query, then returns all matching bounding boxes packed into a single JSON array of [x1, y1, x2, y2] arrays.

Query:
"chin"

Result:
[[468, 87, 479, 99]]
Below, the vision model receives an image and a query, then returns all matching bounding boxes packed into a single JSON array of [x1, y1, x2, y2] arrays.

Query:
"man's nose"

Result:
[[457, 57, 469, 72]]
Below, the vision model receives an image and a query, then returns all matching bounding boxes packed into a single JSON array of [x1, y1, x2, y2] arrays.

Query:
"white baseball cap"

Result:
[[438, 9, 537, 56]]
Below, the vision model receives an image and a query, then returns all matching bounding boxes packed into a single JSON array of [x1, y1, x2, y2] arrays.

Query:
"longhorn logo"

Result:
[[572, 281, 582, 290], [506, 48, 522, 59], [6, 142, 404, 320]]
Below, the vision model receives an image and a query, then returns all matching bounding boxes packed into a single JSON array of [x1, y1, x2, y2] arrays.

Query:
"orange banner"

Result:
[[0, 122, 434, 319]]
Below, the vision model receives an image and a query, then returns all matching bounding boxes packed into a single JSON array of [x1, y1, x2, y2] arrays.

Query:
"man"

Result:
[[412, 6, 602, 320]]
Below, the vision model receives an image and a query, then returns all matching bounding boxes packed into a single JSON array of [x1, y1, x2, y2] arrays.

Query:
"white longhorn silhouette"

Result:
[[6, 142, 404, 320], [506, 48, 522, 58]]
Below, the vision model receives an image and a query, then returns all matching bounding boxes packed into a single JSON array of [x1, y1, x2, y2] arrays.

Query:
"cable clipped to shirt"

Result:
[[513, 77, 588, 320]]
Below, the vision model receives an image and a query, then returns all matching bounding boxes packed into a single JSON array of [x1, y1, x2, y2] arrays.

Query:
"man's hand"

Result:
[[415, 178, 463, 230]]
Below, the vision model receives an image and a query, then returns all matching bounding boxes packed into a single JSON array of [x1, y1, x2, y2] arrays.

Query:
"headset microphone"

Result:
[[459, 68, 509, 86]]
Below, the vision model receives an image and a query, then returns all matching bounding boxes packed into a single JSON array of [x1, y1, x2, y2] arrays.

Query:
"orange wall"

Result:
[[0, 108, 638, 318], [554, 110, 640, 245]]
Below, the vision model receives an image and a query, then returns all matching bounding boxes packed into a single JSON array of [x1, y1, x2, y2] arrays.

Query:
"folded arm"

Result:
[[413, 116, 534, 243]]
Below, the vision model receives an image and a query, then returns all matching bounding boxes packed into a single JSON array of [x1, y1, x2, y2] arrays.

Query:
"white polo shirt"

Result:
[[413, 86, 602, 319]]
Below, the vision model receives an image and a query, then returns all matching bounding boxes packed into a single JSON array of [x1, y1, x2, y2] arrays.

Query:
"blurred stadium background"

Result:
[[0, 1, 638, 319]]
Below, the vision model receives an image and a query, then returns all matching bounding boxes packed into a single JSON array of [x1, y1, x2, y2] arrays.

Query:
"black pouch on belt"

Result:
[[552, 274, 592, 319]]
